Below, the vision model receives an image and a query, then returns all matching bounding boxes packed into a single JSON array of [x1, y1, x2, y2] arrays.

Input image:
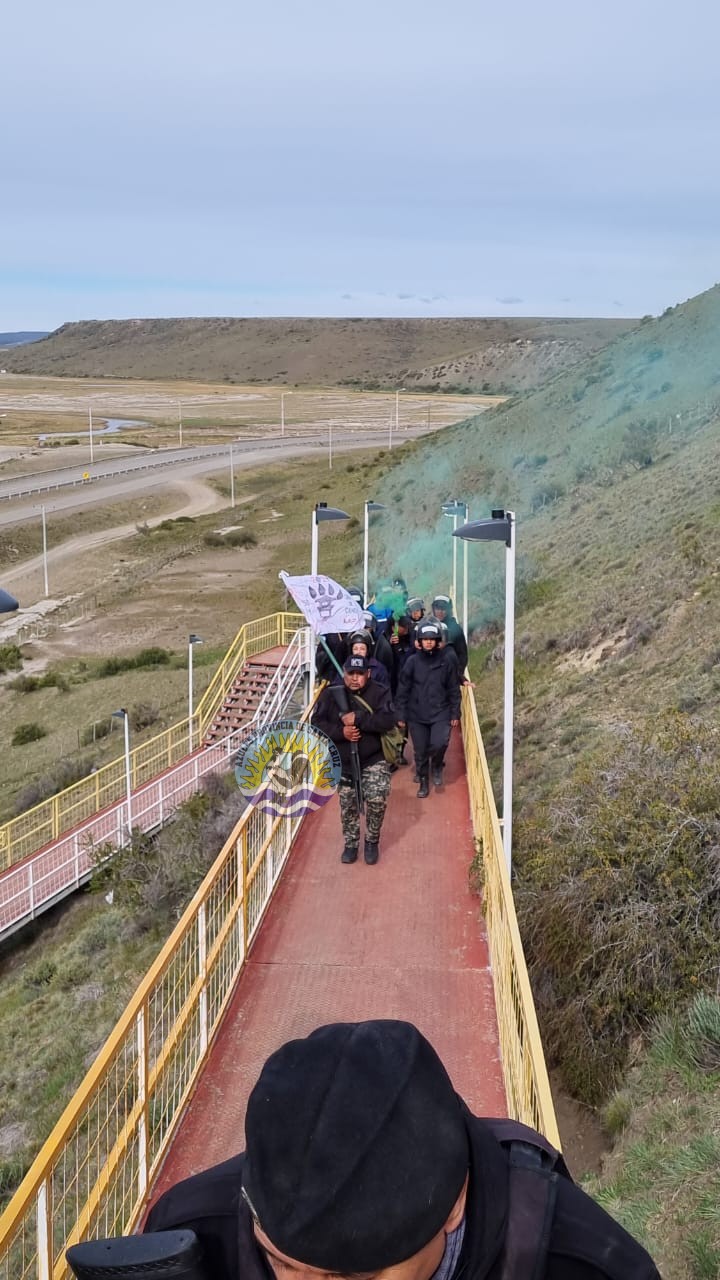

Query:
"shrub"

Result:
[[12, 722, 47, 746], [0, 644, 22, 675], [79, 718, 113, 746], [129, 702, 160, 732], [225, 530, 257, 548], [515, 714, 720, 1102], [14, 757, 97, 815]]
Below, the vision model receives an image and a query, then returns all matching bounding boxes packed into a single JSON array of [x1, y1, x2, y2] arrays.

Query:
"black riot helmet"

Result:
[[416, 621, 442, 647]]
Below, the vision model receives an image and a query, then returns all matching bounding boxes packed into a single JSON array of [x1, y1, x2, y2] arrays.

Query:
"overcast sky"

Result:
[[3, 0, 719, 329]]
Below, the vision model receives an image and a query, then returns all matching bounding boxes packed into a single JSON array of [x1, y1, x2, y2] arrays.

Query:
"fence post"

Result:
[[36, 1178, 51, 1280], [198, 903, 209, 1055], [136, 1006, 149, 1199]]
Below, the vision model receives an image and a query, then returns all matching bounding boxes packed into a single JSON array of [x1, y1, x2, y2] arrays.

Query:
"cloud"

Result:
[[496, 296, 524, 305]]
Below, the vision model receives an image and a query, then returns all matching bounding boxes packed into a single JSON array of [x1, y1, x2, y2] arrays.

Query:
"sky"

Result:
[[3, 0, 720, 330]]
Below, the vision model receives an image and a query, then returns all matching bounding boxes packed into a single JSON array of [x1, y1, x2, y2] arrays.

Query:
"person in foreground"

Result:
[[145, 1019, 661, 1280]]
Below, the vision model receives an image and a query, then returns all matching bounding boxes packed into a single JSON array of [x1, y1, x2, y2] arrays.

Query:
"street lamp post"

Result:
[[112, 708, 133, 837], [454, 509, 515, 873], [229, 443, 235, 508], [442, 500, 469, 610], [188, 634, 204, 752], [308, 503, 350, 703], [281, 391, 292, 438], [329, 422, 333, 470], [363, 500, 386, 606], [40, 504, 49, 597], [178, 402, 183, 447], [88, 407, 94, 465]]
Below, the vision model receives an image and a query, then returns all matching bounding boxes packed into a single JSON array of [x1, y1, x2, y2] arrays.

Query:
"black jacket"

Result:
[[396, 647, 461, 724], [390, 635, 414, 694], [442, 614, 468, 672], [144, 1110, 660, 1280], [312, 678, 396, 774]]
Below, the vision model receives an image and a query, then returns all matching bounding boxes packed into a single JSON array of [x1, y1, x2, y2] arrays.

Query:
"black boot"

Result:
[[397, 746, 409, 766], [341, 846, 358, 863], [432, 764, 444, 788], [416, 777, 430, 799], [364, 838, 379, 865]]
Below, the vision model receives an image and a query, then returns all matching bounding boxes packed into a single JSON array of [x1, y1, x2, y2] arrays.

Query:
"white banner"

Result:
[[279, 572, 365, 633]]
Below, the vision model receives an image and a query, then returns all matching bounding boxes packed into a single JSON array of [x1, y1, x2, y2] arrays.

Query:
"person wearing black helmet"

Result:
[[144, 1019, 661, 1280], [406, 596, 425, 634], [361, 609, 394, 683], [396, 620, 460, 797], [332, 630, 390, 688], [432, 595, 468, 673]]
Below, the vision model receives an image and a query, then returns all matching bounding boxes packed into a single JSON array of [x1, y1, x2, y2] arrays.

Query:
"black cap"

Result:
[[343, 654, 370, 672], [242, 1021, 469, 1272]]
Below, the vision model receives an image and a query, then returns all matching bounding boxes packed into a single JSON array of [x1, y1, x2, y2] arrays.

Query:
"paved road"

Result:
[[0, 428, 430, 527]]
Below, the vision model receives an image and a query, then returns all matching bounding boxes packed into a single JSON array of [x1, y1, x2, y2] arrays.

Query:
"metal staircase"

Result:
[[204, 652, 284, 744]]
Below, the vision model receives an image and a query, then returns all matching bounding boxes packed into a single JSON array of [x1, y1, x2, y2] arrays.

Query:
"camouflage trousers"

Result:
[[338, 760, 392, 848]]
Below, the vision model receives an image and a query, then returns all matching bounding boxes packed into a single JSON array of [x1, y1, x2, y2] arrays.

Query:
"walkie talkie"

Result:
[[66, 1230, 208, 1280]]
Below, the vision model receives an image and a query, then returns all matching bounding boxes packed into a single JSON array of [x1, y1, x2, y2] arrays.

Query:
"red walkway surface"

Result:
[[150, 730, 506, 1200]]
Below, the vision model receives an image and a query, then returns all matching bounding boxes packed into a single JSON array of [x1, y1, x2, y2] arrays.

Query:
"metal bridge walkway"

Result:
[[150, 730, 506, 1199]]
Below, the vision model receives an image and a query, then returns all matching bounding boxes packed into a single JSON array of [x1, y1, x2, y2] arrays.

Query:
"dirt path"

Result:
[[1, 477, 230, 587]]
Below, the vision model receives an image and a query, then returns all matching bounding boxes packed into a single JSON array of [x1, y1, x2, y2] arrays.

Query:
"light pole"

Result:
[[112, 708, 133, 837], [328, 422, 333, 470], [363, 500, 386, 606], [229, 443, 235, 508], [88, 407, 94, 465], [454, 510, 515, 873], [442, 500, 469, 633], [40, 504, 49, 597], [308, 503, 350, 703], [178, 402, 183, 447], [188, 634, 203, 752], [281, 391, 292, 438], [389, 387, 405, 451]]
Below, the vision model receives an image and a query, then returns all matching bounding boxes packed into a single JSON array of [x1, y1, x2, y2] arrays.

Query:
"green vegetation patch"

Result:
[[587, 996, 720, 1278]]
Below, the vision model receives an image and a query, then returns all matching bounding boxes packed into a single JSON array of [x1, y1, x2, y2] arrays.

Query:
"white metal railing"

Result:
[[0, 629, 311, 941]]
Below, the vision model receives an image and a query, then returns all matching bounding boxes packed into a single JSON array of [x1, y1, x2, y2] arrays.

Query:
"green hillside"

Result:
[[375, 283, 720, 1267]]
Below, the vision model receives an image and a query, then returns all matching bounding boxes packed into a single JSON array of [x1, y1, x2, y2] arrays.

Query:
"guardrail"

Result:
[[0, 613, 304, 875], [460, 685, 559, 1146], [0, 628, 311, 942], [0, 700, 318, 1280]]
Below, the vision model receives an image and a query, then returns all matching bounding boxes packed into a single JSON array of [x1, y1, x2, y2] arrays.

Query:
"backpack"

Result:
[[485, 1119, 573, 1280]]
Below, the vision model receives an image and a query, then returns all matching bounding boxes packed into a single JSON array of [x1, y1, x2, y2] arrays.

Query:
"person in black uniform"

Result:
[[144, 1019, 661, 1280], [431, 595, 468, 672], [396, 619, 460, 797]]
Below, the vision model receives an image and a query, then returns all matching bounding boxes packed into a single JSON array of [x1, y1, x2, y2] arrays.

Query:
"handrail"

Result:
[[0, 629, 311, 941], [460, 685, 560, 1146], [0, 612, 304, 874], [0, 693, 318, 1280]]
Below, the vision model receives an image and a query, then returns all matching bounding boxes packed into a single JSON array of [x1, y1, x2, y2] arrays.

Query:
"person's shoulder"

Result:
[[146, 1153, 245, 1230], [549, 1173, 660, 1278]]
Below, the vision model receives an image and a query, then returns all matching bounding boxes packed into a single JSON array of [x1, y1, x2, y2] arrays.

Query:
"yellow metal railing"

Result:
[[460, 685, 559, 1146], [0, 613, 303, 875], [0, 709, 315, 1280]]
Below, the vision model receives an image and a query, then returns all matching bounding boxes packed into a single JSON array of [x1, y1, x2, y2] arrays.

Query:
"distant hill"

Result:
[[2, 316, 635, 393], [0, 331, 50, 349]]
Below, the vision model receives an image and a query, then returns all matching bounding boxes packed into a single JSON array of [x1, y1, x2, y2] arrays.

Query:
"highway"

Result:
[[0, 426, 434, 527]]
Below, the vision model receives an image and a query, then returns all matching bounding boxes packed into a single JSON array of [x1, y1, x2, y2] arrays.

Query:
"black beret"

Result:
[[242, 1021, 469, 1272]]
